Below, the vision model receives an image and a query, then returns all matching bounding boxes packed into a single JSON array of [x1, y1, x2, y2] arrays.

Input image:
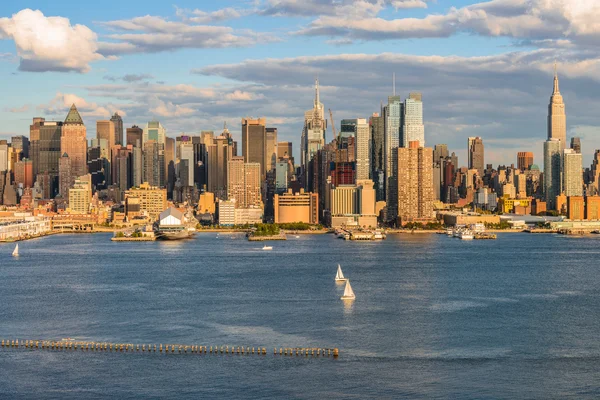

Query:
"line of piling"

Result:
[[0, 339, 339, 358]]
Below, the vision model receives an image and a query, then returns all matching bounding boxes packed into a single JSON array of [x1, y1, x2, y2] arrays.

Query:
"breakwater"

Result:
[[0, 339, 338, 358]]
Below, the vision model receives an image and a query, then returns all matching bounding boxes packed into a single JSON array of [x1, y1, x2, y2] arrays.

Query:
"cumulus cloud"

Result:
[[175, 6, 245, 23], [97, 15, 278, 56], [259, 0, 430, 17], [37, 92, 125, 119], [295, 0, 600, 46], [6, 105, 29, 113], [103, 73, 154, 82], [0, 9, 104, 73]]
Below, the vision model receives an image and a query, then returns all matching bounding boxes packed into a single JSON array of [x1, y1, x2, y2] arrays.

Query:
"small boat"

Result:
[[12, 244, 19, 257], [335, 264, 347, 282], [262, 245, 273, 251], [341, 280, 356, 300], [295, 235, 300, 238], [459, 230, 474, 240]]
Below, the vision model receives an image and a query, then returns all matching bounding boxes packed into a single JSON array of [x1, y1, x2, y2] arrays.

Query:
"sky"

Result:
[[2, 0, 600, 167]]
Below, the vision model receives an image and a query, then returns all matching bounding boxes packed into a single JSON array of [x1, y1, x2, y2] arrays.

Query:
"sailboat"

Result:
[[335, 264, 347, 282], [340, 280, 355, 301], [12, 244, 19, 257]]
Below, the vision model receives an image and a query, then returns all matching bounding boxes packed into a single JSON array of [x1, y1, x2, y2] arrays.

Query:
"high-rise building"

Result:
[[113, 146, 133, 192], [433, 144, 449, 163], [0, 141, 8, 173], [126, 125, 143, 147], [177, 141, 194, 187], [468, 137, 484, 175], [396, 142, 434, 223], [164, 136, 174, 192], [384, 95, 402, 220], [58, 153, 72, 197], [13, 159, 33, 188], [110, 112, 124, 145], [61, 104, 88, 184], [563, 148, 583, 197], [277, 142, 293, 160], [29, 117, 44, 178], [87, 146, 108, 191], [517, 152, 534, 171], [96, 120, 116, 152], [227, 156, 262, 208], [68, 174, 92, 214], [402, 92, 424, 148], [301, 79, 327, 187], [11, 136, 29, 160], [207, 133, 233, 200], [131, 145, 142, 188], [570, 137, 581, 154], [548, 64, 566, 152], [143, 140, 160, 187], [355, 118, 370, 180], [143, 120, 166, 146], [38, 120, 62, 196], [266, 127, 277, 173], [242, 117, 267, 178], [544, 138, 562, 209]]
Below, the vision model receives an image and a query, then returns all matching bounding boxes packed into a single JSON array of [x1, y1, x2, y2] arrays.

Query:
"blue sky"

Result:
[[2, 0, 600, 166]]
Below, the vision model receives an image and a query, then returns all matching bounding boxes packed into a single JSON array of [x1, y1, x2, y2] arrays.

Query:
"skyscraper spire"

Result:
[[553, 60, 560, 94], [314, 77, 320, 107]]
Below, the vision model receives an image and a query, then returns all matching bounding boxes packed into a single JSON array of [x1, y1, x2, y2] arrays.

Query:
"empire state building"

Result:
[[548, 64, 566, 152]]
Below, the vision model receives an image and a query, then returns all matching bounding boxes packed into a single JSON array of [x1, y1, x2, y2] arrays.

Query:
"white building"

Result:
[[159, 207, 184, 226], [563, 148, 583, 197], [218, 199, 236, 226], [355, 118, 370, 180], [402, 93, 424, 147]]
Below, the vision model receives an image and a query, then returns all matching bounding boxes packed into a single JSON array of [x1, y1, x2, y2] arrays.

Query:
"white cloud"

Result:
[[97, 15, 278, 56], [150, 100, 195, 117], [37, 92, 124, 119], [6, 104, 29, 113], [175, 7, 245, 23], [0, 9, 103, 73]]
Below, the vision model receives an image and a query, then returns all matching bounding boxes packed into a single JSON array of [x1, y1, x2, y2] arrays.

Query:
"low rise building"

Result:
[[274, 189, 318, 224], [125, 182, 167, 219]]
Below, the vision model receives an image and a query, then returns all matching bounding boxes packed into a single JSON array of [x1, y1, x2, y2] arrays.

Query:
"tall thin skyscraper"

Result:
[[468, 137, 484, 175], [563, 148, 583, 197], [207, 133, 232, 200], [402, 92, 424, 148], [143, 140, 160, 187], [570, 137, 581, 154], [266, 127, 278, 173], [301, 79, 327, 186], [242, 117, 267, 178], [61, 104, 87, 181], [548, 63, 566, 152], [29, 117, 45, 178], [397, 141, 434, 223], [544, 138, 562, 210], [384, 94, 402, 221], [355, 118, 370, 180], [110, 112, 124, 146]]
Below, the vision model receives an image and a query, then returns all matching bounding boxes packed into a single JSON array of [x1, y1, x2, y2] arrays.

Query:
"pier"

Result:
[[0, 338, 339, 359]]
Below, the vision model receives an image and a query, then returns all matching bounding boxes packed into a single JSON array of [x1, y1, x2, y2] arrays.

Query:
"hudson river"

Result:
[[1, 232, 600, 399]]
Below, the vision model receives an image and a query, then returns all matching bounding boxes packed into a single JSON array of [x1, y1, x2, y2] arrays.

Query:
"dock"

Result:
[[0, 338, 339, 359]]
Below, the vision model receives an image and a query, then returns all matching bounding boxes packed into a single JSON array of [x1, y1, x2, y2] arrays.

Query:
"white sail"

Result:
[[335, 264, 346, 281], [341, 280, 355, 300], [12, 244, 19, 257]]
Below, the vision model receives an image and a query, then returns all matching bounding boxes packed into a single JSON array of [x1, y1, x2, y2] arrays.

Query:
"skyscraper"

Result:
[[355, 118, 370, 180], [227, 156, 262, 208], [301, 79, 327, 186], [277, 142, 293, 160], [126, 125, 143, 147], [143, 120, 166, 146], [548, 63, 566, 152], [468, 137, 484, 175], [61, 104, 88, 182], [177, 140, 194, 187], [143, 140, 160, 187], [38, 120, 62, 196], [570, 137, 581, 154], [58, 153, 72, 197], [563, 148, 583, 197], [266, 127, 278, 173], [97, 120, 116, 152], [383, 95, 402, 220], [544, 138, 562, 209], [207, 133, 233, 200], [396, 141, 434, 223], [517, 152, 534, 171], [29, 117, 44, 178], [402, 92, 424, 148], [110, 112, 124, 146], [242, 117, 267, 178]]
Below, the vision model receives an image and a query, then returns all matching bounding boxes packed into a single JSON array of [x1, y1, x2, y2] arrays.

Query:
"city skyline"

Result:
[[2, 1, 600, 166]]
